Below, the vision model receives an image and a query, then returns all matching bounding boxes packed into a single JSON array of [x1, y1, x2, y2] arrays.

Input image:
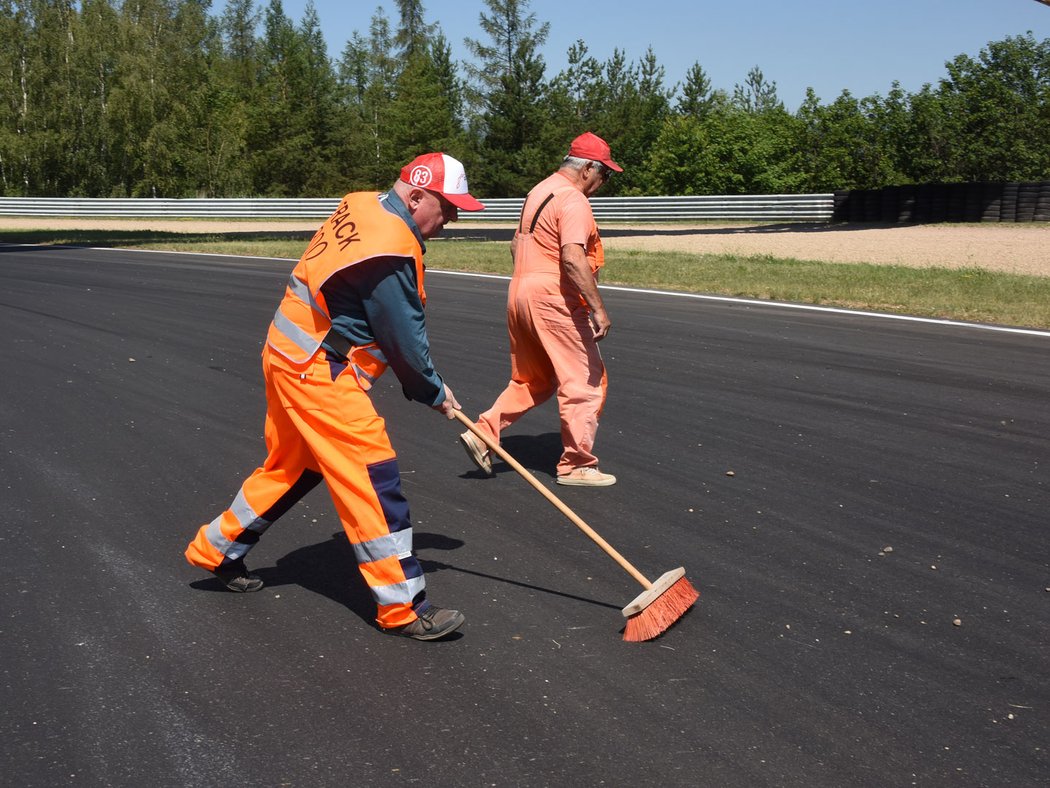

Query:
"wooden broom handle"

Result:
[[452, 410, 652, 589]]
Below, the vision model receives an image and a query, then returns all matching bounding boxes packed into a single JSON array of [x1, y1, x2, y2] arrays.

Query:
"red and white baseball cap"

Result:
[[400, 153, 485, 211], [568, 132, 623, 172]]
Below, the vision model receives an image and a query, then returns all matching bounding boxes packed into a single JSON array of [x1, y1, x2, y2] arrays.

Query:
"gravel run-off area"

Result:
[[3, 217, 1049, 277]]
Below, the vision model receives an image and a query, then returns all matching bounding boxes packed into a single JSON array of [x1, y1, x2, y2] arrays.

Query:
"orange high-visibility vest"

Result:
[[266, 192, 426, 386]]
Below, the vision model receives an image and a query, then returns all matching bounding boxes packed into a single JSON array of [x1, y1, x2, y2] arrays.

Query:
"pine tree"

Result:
[[678, 62, 714, 118], [140, 0, 221, 196], [68, 0, 122, 195], [612, 46, 673, 193], [14, 0, 82, 194], [733, 65, 782, 114], [393, 0, 435, 59], [220, 0, 260, 100], [386, 3, 464, 166], [106, 0, 186, 196], [547, 39, 604, 127], [251, 0, 338, 195], [0, 0, 30, 193], [464, 0, 552, 196]]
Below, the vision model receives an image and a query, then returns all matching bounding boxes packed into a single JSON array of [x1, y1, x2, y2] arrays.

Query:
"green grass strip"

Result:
[[3, 229, 1049, 330]]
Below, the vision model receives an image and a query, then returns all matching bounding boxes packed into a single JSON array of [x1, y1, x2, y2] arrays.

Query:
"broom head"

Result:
[[621, 567, 699, 642]]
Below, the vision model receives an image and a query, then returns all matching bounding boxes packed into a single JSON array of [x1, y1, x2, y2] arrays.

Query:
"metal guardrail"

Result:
[[479, 194, 834, 221], [0, 197, 337, 219], [0, 194, 835, 222]]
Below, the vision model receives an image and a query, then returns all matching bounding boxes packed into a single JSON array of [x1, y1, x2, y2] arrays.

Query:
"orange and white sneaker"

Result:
[[556, 467, 617, 487], [459, 430, 493, 475]]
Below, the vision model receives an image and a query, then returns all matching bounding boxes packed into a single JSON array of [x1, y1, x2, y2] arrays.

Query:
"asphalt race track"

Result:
[[2, 244, 1048, 787]]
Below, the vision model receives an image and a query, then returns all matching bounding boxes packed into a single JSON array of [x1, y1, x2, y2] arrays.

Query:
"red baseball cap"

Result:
[[399, 152, 485, 211], [568, 132, 623, 172]]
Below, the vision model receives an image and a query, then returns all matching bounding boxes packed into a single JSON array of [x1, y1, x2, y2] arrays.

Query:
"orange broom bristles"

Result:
[[622, 576, 699, 642]]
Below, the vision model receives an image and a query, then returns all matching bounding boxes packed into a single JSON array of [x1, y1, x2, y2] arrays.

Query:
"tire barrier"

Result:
[[897, 185, 916, 223], [1016, 182, 1039, 223], [832, 181, 1050, 223], [980, 182, 1002, 222], [1000, 183, 1019, 223], [1036, 183, 1050, 223]]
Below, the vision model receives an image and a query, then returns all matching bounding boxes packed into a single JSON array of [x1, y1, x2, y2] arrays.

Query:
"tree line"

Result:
[[1, 0, 1048, 199]]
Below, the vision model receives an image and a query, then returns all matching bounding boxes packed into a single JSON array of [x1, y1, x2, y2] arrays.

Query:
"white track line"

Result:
[[430, 269, 1050, 338], [12, 243, 1050, 339]]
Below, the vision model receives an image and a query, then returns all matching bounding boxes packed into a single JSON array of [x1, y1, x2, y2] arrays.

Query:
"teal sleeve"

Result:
[[322, 257, 445, 406]]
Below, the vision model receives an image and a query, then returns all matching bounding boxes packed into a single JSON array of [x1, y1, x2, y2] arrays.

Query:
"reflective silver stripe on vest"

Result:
[[269, 273, 329, 359], [352, 365, 377, 387], [351, 528, 414, 565], [348, 345, 389, 388], [271, 307, 320, 358], [204, 488, 272, 560], [288, 272, 325, 315], [371, 575, 427, 607]]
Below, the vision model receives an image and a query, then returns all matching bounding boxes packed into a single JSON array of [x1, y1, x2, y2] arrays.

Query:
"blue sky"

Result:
[[275, 0, 1050, 109]]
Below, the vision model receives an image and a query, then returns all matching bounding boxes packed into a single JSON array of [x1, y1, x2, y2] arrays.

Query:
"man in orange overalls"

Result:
[[460, 132, 621, 487], [185, 153, 484, 641]]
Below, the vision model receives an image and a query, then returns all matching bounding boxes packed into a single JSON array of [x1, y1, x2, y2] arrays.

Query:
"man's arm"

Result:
[[561, 243, 611, 340], [363, 266, 460, 417], [325, 257, 446, 405]]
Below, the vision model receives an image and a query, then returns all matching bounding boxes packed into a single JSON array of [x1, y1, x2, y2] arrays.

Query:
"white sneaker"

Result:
[[459, 430, 493, 475], [556, 467, 617, 487]]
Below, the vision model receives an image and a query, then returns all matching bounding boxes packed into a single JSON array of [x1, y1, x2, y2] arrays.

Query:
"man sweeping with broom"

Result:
[[184, 153, 484, 641]]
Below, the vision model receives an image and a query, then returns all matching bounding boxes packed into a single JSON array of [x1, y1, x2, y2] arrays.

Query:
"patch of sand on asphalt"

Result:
[[3, 217, 1048, 277]]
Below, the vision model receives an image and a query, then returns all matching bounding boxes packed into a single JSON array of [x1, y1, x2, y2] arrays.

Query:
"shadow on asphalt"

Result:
[[458, 431, 563, 480], [188, 531, 379, 627], [419, 557, 621, 612], [190, 523, 619, 622]]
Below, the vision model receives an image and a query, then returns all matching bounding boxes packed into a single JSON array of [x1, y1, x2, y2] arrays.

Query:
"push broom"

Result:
[[453, 411, 698, 641]]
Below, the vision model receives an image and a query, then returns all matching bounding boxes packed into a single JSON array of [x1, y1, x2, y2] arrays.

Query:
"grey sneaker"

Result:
[[212, 561, 264, 593], [387, 605, 465, 641], [556, 467, 617, 487], [459, 430, 493, 475]]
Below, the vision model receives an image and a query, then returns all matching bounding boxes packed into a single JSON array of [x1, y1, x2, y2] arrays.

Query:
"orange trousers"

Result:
[[185, 346, 426, 628], [477, 275, 608, 475]]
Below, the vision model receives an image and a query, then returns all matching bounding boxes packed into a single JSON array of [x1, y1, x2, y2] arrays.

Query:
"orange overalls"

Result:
[[185, 193, 432, 629], [476, 172, 609, 476]]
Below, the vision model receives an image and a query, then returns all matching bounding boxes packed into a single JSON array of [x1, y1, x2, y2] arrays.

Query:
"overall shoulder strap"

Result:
[[518, 192, 557, 234]]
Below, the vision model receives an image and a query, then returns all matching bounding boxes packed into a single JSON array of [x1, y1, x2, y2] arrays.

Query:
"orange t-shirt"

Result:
[[518, 171, 604, 274]]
